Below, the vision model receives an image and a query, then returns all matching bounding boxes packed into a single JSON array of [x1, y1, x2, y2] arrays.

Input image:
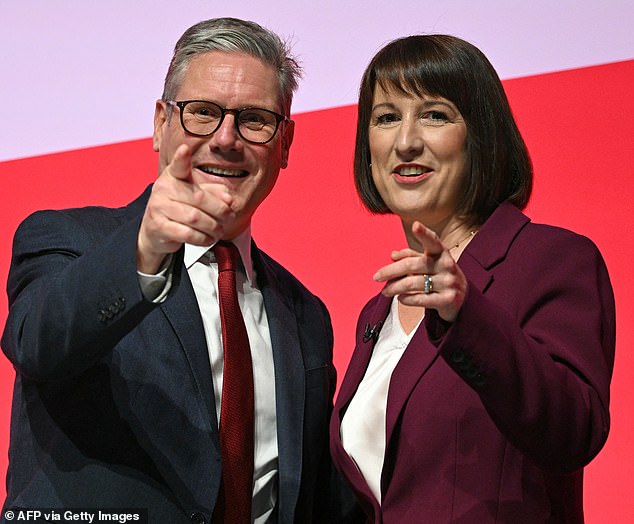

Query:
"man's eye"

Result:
[[194, 107, 218, 118], [241, 111, 267, 124], [187, 104, 221, 120]]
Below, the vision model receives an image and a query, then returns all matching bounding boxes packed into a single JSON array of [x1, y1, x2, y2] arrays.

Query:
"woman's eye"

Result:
[[423, 110, 449, 125], [375, 113, 400, 127]]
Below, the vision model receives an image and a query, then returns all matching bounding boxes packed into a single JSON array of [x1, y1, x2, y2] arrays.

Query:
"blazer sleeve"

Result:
[[426, 228, 615, 473], [1, 208, 157, 382]]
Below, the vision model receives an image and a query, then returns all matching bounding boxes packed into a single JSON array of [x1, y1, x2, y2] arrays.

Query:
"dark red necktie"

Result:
[[212, 241, 254, 524]]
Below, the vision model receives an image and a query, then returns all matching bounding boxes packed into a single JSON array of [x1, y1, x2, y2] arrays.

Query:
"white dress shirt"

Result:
[[340, 297, 421, 504], [139, 227, 278, 523]]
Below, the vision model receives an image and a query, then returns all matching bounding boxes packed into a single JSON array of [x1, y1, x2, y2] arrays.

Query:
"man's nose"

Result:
[[209, 112, 243, 150]]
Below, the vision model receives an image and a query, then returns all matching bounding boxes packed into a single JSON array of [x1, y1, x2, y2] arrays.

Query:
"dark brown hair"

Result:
[[354, 35, 532, 224]]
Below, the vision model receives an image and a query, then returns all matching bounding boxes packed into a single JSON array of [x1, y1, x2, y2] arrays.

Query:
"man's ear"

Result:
[[152, 100, 168, 152], [280, 119, 295, 169]]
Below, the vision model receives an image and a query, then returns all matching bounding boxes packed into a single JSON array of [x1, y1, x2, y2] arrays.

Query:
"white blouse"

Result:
[[340, 298, 422, 503]]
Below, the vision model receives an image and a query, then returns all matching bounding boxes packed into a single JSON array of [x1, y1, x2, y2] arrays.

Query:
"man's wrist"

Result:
[[138, 254, 174, 302]]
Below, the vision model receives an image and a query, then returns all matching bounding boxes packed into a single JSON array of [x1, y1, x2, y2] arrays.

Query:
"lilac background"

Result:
[[1, 0, 634, 161]]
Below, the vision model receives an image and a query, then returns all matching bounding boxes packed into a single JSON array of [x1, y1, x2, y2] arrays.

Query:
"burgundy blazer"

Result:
[[330, 203, 615, 524]]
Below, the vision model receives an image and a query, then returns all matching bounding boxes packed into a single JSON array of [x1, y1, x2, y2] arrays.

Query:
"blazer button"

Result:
[[190, 512, 207, 524], [466, 367, 479, 379], [458, 356, 472, 372], [474, 372, 487, 387], [451, 349, 465, 363]]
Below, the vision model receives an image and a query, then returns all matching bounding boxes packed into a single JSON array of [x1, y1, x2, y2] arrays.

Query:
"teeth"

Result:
[[398, 166, 428, 176], [198, 166, 246, 177]]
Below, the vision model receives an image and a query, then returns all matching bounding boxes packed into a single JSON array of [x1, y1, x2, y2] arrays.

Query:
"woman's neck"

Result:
[[402, 215, 476, 252]]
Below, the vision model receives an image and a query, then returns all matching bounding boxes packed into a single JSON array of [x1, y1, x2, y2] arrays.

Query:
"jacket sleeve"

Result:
[[426, 229, 615, 473], [1, 209, 157, 382]]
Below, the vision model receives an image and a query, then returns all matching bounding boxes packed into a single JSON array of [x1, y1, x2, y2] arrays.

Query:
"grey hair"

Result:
[[162, 17, 302, 116]]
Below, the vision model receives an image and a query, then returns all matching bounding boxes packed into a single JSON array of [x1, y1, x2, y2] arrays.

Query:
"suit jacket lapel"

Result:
[[252, 244, 304, 523], [126, 186, 219, 435], [159, 252, 220, 440], [118, 188, 221, 510]]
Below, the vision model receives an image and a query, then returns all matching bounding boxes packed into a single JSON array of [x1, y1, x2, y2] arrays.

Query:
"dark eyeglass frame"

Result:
[[166, 99, 289, 144]]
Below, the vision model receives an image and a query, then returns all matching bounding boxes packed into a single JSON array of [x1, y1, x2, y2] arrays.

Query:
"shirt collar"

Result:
[[184, 226, 255, 283]]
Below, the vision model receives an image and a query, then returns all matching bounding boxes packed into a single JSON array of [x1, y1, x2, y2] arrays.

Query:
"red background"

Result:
[[1, 60, 633, 520]]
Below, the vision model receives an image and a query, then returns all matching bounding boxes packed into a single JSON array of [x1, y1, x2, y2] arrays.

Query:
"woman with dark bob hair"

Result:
[[330, 35, 615, 523]]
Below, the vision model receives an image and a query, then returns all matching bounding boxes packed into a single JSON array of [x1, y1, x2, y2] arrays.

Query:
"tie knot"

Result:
[[213, 241, 240, 273]]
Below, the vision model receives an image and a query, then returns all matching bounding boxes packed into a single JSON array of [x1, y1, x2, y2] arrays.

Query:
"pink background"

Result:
[[1, 2, 633, 520]]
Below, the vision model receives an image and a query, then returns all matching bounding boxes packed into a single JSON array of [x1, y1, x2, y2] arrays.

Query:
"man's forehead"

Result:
[[178, 51, 282, 107]]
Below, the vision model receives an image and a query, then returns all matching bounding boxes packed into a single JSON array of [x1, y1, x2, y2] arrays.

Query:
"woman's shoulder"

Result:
[[519, 218, 601, 255], [486, 202, 602, 255]]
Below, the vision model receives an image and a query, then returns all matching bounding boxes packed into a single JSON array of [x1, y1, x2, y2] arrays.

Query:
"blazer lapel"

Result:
[[125, 187, 219, 436], [159, 253, 220, 440], [252, 245, 304, 523], [336, 294, 391, 411], [122, 190, 221, 510], [331, 293, 391, 519], [383, 313, 441, 455]]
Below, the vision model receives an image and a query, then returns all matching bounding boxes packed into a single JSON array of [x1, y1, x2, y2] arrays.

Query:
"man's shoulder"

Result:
[[12, 186, 151, 251], [39, 185, 150, 221], [18, 187, 150, 231]]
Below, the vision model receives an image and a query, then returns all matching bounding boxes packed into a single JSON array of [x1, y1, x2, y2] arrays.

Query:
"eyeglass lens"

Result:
[[180, 101, 280, 143]]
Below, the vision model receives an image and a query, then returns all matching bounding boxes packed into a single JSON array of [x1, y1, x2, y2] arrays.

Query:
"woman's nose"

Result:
[[395, 120, 424, 158]]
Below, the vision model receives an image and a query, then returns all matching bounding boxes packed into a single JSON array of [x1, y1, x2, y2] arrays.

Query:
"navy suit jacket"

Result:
[[1, 187, 347, 523], [330, 203, 615, 524]]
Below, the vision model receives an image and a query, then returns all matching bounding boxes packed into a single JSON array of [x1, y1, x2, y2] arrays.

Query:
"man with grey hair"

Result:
[[2, 18, 359, 524]]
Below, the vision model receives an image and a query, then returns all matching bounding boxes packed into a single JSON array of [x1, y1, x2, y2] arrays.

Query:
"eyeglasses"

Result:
[[166, 100, 288, 144]]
